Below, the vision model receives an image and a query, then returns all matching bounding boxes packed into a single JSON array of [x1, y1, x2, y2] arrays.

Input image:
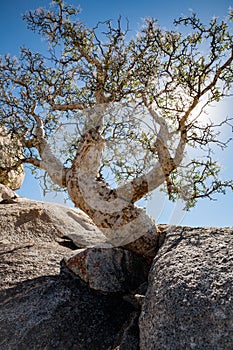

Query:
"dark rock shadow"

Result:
[[0, 270, 138, 350]]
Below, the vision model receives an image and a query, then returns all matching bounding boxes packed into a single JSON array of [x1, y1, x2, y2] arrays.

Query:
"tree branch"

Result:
[[30, 111, 68, 187], [52, 101, 85, 111]]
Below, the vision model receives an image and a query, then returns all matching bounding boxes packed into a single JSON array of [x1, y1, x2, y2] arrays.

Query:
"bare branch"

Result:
[[52, 102, 85, 111]]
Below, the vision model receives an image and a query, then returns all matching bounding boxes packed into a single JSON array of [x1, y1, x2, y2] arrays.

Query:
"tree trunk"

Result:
[[66, 125, 159, 260]]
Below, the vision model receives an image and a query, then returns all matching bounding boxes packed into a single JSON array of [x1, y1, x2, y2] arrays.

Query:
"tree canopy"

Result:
[[0, 1, 233, 252]]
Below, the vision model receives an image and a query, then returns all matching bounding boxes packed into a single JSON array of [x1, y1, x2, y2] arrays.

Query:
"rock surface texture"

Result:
[[0, 199, 141, 349], [0, 273, 139, 350], [0, 198, 108, 249], [64, 247, 149, 293], [0, 126, 25, 190], [0, 198, 232, 349], [140, 226, 233, 350]]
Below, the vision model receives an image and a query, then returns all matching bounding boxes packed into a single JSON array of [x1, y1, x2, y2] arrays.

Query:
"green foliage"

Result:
[[0, 2, 232, 208]]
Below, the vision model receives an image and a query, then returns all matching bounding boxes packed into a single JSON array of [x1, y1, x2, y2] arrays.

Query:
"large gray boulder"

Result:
[[0, 198, 108, 247], [0, 272, 139, 350], [140, 226, 233, 350], [0, 126, 25, 190]]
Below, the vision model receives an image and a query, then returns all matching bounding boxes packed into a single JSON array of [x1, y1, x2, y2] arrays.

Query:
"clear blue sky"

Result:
[[0, 0, 232, 227]]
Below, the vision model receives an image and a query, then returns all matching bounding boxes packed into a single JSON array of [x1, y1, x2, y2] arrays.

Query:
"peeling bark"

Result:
[[64, 115, 159, 257]]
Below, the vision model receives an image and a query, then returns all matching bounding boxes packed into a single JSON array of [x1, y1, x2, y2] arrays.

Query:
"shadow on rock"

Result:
[[0, 272, 139, 350]]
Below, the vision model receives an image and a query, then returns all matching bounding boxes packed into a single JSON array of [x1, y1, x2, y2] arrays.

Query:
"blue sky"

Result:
[[0, 0, 232, 227]]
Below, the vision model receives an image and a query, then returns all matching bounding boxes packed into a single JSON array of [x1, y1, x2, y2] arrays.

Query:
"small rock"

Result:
[[0, 184, 17, 203], [63, 246, 150, 293]]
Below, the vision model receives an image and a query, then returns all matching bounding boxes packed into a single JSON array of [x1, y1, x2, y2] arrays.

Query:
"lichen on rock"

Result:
[[140, 226, 233, 350]]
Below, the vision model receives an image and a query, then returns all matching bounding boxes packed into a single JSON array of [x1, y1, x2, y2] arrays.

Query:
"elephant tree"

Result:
[[0, 0, 233, 258]]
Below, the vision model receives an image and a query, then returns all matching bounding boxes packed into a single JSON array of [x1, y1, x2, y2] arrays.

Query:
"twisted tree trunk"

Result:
[[66, 126, 159, 259]]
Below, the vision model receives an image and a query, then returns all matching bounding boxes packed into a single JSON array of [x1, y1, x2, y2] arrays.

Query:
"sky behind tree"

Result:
[[0, 0, 232, 227]]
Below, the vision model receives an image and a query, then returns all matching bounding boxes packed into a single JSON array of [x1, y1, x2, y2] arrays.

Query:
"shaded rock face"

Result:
[[140, 226, 233, 350], [0, 127, 25, 190], [0, 274, 138, 350]]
